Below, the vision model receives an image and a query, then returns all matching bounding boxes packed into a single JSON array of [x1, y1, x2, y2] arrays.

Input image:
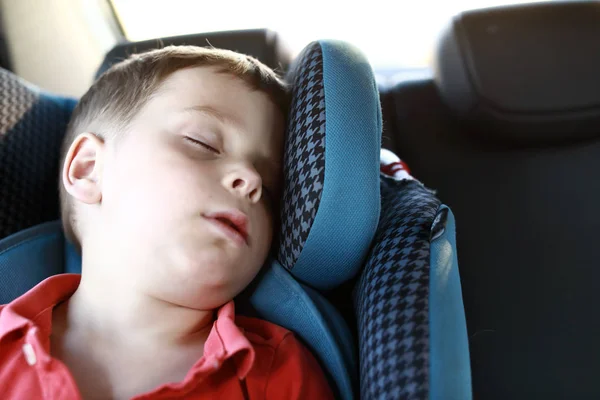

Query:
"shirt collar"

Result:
[[204, 301, 255, 379], [0, 273, 81, 340]]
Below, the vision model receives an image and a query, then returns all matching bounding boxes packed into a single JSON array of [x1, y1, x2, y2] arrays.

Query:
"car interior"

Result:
[[0, 1, 599, 399]]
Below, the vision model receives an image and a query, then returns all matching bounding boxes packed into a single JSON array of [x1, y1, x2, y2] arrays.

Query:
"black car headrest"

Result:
[[96, 29, 291, 79], [433, 1, 600, 143]]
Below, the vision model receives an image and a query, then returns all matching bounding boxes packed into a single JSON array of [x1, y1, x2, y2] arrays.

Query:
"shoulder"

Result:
[[234, 315, 291, 349], [236, 316, 335, 400]]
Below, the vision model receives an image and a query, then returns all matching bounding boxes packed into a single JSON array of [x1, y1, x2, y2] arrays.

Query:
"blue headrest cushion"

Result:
[[277, 40, 381, 290]]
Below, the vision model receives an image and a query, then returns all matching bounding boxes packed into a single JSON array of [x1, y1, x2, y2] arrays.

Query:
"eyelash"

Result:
[[184, 136, 220, 154], [185, 136, 275, 204]]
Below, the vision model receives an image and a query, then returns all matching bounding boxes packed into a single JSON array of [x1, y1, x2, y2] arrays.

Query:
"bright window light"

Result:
[[110, 0, 550, 70]]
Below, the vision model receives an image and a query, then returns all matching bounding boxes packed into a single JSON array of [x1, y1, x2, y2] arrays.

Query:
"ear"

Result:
[[62, 133, 105, 204]]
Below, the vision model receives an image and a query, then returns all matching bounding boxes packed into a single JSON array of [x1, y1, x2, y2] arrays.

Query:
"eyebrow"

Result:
[[183, 105, 239, 127]]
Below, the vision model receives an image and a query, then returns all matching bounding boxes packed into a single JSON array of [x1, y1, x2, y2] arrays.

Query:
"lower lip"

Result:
[[205, 217, 247, 246]]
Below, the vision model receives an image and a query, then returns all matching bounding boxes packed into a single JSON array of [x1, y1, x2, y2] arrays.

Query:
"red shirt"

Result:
[[0, 274, 334, 399]]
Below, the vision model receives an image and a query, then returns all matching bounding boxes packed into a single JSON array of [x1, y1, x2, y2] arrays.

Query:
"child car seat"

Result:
[[0, 38, 471, 400]]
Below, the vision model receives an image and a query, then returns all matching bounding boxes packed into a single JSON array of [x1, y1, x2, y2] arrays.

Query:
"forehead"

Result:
[[160, 66, 280, 128], [143, 66, 284, 154]]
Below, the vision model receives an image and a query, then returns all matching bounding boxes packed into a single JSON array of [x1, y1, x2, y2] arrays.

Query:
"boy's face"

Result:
[[94, 66, 284, 309]]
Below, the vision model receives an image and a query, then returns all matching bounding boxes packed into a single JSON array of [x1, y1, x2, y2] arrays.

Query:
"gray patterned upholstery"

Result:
[[354, 177, 441, 399], [0, 69, 75, 240], [0, 70, 37, 137], [277, 42, 326, 273]]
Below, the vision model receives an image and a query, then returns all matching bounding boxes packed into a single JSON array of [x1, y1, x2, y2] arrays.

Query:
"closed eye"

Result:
[[184, 136, 220, 154]]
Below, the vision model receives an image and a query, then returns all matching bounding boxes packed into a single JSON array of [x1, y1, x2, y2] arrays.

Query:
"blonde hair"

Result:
[[60, 45, 288, 250]]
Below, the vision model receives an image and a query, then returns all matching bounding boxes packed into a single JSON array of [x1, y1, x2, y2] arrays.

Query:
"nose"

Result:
[[222, 164, 262, 203]]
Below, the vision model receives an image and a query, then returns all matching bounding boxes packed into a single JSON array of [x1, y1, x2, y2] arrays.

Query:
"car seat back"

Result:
[[96, 29, 291, 79], [381, 2, 600, 398], [0, 70, 76, 240]]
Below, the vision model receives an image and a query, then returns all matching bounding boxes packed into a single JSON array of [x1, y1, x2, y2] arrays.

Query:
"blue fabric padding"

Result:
[[248, 259, 356, 400], [292, 40, 381, 290], [42, 93, 78, 114], [429, 206, 472, 400], [64, 239, 82, 274], [0, 221, 65, 303]]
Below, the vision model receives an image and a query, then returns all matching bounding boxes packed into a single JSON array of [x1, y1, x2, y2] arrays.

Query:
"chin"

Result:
[[161, 284, 235, 310], [172, 253, 235, 283], [171, 243, 231, 271]]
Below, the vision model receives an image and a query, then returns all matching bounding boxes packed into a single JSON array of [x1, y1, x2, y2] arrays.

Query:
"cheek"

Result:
[[104, 162, 169, 221], [253, 207, 274, 255], [103, 149, 207, 221]]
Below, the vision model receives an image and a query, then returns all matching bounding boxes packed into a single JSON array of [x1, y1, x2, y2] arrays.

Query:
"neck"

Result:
[[61, 264, 215, 349]]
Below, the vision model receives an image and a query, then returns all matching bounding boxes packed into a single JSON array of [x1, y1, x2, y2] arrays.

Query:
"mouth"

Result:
[[203, 210, 249, 246]]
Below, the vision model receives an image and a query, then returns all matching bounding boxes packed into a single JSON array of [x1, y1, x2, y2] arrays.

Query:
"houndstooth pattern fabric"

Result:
[[0, 69, 73, 240], [277, 42, 326, 272], [354, 176, 441, 400]]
